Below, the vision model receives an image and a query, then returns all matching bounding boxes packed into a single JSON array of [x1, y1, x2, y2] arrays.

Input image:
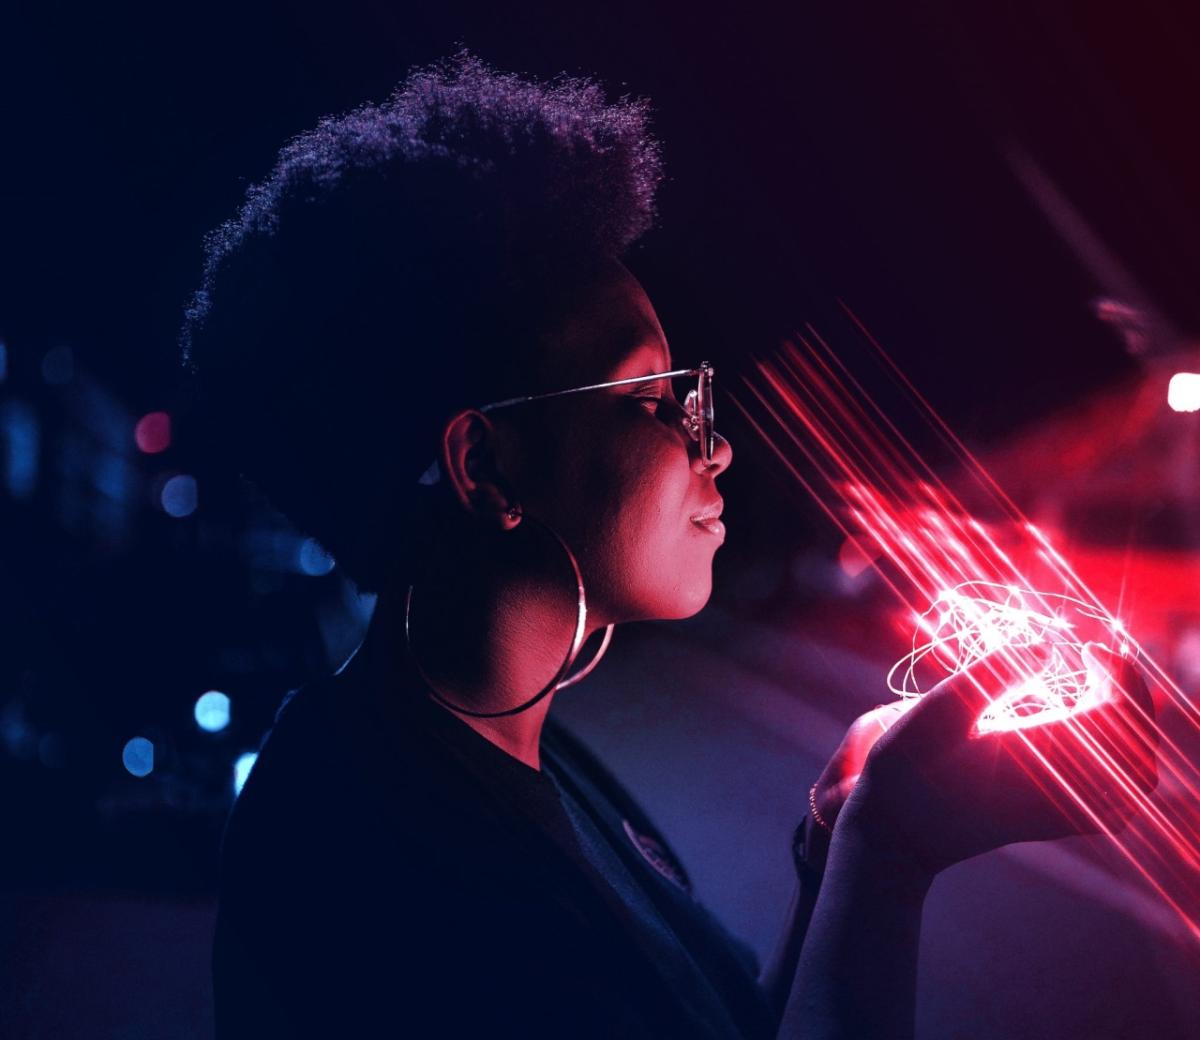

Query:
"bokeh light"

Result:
[[194, 690, 231, 733], [1168, 372, 1200, 413], [122, 736, 154, 778], [160, 474, 198, 518], [0, 400, 39, 501], [233, 751, 258, 796], [134, 411, 172, 453], [298, 537, 336, 576]]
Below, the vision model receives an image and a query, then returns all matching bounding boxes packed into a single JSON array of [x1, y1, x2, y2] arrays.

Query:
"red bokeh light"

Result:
[[134, 411, 171, 454]]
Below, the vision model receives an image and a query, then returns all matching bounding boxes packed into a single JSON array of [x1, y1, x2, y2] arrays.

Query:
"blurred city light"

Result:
[[0, 400, 40, 501], [194, 690, 231, 733], [41, 346, 74, 385], [1168, 372, 1200, 413], [1, 699, 36, 759], [233, 751, 258, 796], [298, 537, 336, 576], [160, 474, 198, 517], [122, 736, 154, 778], [134, 411, 172, 454]]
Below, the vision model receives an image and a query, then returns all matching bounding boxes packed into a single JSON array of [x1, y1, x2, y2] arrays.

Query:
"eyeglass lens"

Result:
[[681, 364, 715, 465]]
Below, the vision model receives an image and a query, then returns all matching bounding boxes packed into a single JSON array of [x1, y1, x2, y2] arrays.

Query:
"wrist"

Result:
[[831, 799, 935, 899]]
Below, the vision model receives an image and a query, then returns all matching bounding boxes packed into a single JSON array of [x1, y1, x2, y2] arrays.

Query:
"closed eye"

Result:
[[633, 392, 682, 422], [631, 393, 688, 434]]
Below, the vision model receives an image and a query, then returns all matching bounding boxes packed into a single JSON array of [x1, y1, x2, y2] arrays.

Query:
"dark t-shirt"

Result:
[[212, 637, 775, 1038]]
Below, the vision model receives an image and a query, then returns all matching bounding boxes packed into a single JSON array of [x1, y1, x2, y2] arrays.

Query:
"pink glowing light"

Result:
[[134, 411, 172, 453], [889, 582, 1124, 734]]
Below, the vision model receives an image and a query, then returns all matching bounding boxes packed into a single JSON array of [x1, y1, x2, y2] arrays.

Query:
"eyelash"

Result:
[[633, 393, 667, 413]]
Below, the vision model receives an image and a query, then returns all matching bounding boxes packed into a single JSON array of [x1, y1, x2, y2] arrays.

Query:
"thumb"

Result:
[[905, 642, 1054, 742]]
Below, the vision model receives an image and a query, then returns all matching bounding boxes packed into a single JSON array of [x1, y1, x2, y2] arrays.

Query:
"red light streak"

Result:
[[734, 322, 1200, 944]]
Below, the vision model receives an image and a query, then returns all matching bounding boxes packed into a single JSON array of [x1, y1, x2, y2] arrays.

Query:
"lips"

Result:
[[690, 500, 725, 540], [691, 516, 726, 539]]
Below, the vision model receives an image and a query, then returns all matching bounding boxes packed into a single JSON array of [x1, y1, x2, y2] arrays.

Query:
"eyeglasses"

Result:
[[482, 361, 717, 463], [418, 362, 717, 485]]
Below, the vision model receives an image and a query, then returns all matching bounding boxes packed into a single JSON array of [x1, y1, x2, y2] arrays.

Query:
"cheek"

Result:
[[523, 414, 712, 619], [594, 429, 683, 532], [572, 432, 701, 609]]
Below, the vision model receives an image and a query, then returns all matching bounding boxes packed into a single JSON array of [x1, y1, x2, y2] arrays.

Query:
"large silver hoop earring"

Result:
[[404, 509, 614, 718]]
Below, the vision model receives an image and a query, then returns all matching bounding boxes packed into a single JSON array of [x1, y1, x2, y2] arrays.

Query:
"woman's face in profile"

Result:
[[512, 260, 733, 627]]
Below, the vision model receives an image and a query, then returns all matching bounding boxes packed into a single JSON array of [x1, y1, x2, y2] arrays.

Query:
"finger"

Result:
[[903, 642, 1053, 742], [865, 700, 915, 735], [1079, 642, 1159, 763], [1069, 644, 1160, 796], [830, 703, 915, 784], [1083, 643, 1156, 729], [1006, 645, 1159, 811]]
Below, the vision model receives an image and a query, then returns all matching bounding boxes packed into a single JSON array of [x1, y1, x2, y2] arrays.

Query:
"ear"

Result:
[[440, 409, 522, 531]]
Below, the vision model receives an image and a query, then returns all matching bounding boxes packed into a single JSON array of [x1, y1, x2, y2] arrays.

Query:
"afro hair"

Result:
[[180, 53, 663, 591]]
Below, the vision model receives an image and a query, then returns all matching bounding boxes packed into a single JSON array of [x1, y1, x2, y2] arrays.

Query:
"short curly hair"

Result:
[[181, 53, 663, 591]]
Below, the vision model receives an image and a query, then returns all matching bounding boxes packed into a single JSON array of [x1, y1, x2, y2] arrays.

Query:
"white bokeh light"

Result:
[[194, 690, 231, 733], [233, 751, 258, 796], [1168, 372, 1200, 413]]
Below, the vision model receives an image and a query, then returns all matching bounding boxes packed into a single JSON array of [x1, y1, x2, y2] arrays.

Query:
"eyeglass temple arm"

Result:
[[419, 363, 712, 484], [480, 366, 707, 413]]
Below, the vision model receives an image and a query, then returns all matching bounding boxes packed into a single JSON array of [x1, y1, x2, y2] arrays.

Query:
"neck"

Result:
[[370, 572, 607, 771]]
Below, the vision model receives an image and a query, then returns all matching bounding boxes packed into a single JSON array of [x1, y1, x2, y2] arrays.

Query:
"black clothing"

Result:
[[212, 634, 776, 1038]]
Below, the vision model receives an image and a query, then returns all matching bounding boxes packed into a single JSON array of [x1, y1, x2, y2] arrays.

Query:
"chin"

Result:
[[642, 574, 714, 622], [594, 550, 716, 623], [677, 580, 714, 618]]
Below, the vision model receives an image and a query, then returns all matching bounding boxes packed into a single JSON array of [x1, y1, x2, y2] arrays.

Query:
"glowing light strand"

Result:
[[887, 582, 1120, 734]]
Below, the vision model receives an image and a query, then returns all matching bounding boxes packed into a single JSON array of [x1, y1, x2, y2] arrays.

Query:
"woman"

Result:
[[183, 55, 1154, 1038]]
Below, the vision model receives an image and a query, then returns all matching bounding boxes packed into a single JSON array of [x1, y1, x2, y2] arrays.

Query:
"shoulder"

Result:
[[220, 666, 561, 901]]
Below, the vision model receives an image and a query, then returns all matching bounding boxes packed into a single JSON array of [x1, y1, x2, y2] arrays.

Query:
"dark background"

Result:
[[3, 2, 1200, 1037]]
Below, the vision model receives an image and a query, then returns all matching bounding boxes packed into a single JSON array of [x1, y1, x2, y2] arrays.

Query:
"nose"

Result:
[[692, 429, 732, 477]]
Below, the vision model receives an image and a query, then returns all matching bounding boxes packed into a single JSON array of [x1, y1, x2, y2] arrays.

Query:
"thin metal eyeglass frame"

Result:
[[478, 361, 716, 465]]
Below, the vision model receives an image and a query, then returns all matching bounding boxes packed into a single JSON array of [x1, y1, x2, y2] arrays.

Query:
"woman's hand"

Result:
[[828, 643, 1158, 878], [811, 701, 912, 834]]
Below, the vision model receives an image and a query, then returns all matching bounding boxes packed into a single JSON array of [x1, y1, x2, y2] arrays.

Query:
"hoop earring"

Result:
[[404, 510, 614, 718]]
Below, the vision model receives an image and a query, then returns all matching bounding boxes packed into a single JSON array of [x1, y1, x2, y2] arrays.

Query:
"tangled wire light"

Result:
[[889, 582, 1131, 734], [741, 334, 1200, 941]]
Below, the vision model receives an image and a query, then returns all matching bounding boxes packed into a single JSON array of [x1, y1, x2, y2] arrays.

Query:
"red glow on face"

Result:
[[134, 411, 171, 454]]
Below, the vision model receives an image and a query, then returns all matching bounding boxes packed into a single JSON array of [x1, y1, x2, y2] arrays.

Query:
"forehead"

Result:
[[536, 261, 671, 388]]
